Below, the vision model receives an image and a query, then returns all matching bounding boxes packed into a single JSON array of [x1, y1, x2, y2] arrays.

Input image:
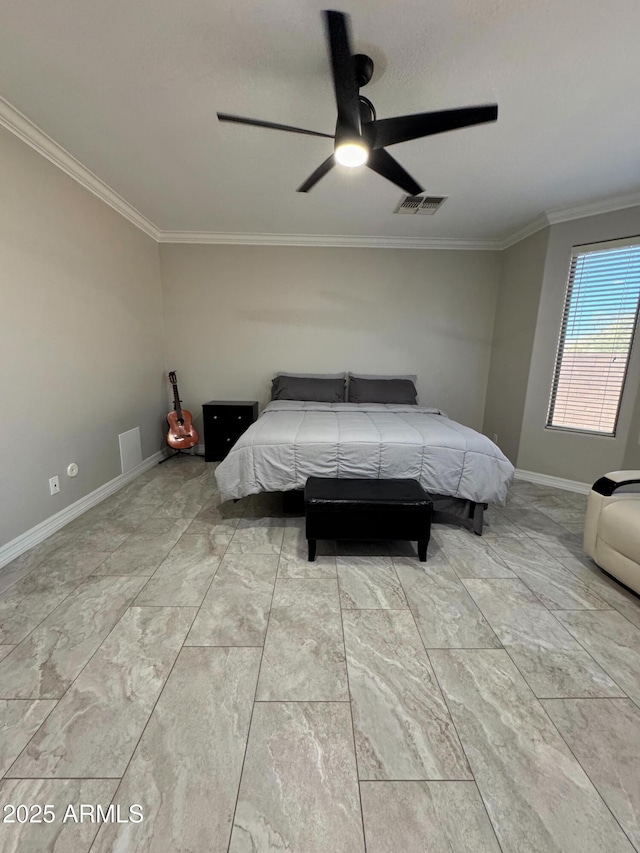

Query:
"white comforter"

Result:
[[215, 401, 514, 504]]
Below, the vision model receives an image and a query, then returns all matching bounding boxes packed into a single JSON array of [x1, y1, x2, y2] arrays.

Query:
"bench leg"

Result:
[[308, 539, 317, 562], [418, 539, 428, 563]]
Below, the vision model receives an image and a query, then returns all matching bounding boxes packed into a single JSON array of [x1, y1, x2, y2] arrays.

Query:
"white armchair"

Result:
[[584, 471, 640, 595]]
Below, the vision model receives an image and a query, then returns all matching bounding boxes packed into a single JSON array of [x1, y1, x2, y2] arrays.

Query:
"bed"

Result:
[[214, 400, 514, 533]]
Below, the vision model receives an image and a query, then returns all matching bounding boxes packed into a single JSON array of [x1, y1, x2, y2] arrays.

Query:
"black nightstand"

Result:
[[202, 400, 259, 461]]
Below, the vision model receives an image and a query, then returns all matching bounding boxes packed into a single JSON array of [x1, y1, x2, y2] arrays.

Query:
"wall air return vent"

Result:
[[394, 195, 447, 215]]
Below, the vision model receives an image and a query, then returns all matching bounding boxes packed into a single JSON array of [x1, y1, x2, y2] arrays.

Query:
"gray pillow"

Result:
[[277, 372, 347, 400], [271, 375, 345, 403], [278, 372, 346, 379], [348, 377, 418, 405], [349, 372, 417, 384]]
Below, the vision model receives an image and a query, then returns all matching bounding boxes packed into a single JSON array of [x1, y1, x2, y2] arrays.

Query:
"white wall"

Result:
[[517, 206, 640, 483], [0, 126, 167, 547], [159, 244, 501, 435]]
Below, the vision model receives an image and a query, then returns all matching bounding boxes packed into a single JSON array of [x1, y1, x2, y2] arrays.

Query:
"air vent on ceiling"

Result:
[[394, 195, 447, 215]]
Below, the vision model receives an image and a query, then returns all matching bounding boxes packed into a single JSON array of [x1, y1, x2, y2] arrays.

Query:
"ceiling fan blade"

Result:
[[371, 104, 498, 149], [367, 148, 423, 195], [297, 155, 335, 193], [217, 113, 333, 139], [324, 11, 361, 136]]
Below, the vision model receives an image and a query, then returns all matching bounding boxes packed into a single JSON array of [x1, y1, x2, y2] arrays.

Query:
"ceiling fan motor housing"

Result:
[[353, 53, 374, 87]]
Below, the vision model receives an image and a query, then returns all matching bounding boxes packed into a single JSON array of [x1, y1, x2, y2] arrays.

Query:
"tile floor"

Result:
[[0, 459, 639, 852]]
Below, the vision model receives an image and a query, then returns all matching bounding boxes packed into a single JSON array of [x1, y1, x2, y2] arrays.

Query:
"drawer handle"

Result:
[[237, 415, 242, 419], [213, 415, 218, 420], [226, 437, 231, 442]]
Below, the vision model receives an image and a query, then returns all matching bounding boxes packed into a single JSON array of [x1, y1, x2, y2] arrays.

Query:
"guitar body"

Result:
[[166, 371, 199, 450], [166, 409, 199, 449]]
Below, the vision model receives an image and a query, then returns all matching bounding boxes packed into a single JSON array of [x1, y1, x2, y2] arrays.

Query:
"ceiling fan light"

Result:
[[334, 142, 368, 167]]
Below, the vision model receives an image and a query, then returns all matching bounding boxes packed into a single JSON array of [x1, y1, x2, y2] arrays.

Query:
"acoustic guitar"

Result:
[[166, 371, 199, 450]]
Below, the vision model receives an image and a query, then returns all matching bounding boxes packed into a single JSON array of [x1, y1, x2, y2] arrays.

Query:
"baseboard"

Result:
[[514, 468, 591, 495], [0, 451, 164, 570]]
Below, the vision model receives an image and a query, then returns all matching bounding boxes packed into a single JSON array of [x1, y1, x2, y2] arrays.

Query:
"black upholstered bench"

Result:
[[304, 477, 433, 563]]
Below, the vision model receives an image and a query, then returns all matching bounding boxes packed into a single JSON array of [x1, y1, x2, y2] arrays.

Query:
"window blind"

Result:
[[547, 238, 640, 436]]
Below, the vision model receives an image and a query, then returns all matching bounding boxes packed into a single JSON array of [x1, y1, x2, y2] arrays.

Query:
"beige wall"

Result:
[[159, 244, 501, 437], [517, 207, 640, 483], [0, 127, 166, 547], [622, 378, 640, 470], [4, 115, 640, 554], [482, 227, 549, 464]]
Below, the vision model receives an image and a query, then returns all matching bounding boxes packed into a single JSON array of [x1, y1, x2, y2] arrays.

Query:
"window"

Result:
[[547, 237, 640, 436]]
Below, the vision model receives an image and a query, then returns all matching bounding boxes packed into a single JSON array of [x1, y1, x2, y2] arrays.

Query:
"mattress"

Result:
[[214, 401, 514, 505]]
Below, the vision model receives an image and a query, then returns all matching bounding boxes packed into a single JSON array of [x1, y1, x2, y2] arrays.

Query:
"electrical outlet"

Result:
[[49, 475, 60, 496]]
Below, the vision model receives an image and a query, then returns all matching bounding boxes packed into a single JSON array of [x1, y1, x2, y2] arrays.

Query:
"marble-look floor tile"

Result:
[[561, 521, 585, 535], [554, 551, 640, 630], [152, 478, 217, 519], [336, 540, 390, 557], [88, 498, 158, 530], [229, 702, 365, 853], [0, 778, 119, 853], [482, 509, 525, 539], [337, 557, 408, 609], [185, 514, 241, 537], [1, 547, 111, 646], [555, 610, 640, 705], [0, 534, 70, 595], [181, 520, 235, 553], [343, 609, 470, 780], [490, 534, 608, 610], [133, 535, 221, 606], [0, 575, 145, 699], [0, 571, 81, 646], [0, 699, 57, 776], [394, 548, 501, 649], [0, 646, 14, 662], [186, 554, 278, 646], [511, 481, 560, 499], [501, 505, 570, 540], [537, 504, 587, 528], [542, 698, 640, 850], [360, 781, 501, 853], [227, 517, 285, 555], [96, 519, 190, 576], [464, 578, 623, 698], [68, 521, 134, 553], [131, 517, 193, 538], [91, 647, 260, 853], [529, 529, 583, 560], [30, 543, 111, 575], [277, 525, 337, 579], [196, 495, 248, 521], [256, 579, 348, 701], [436, 528, 515, 578], [430, 648, 634, 853], [8, 607, 194, 778]]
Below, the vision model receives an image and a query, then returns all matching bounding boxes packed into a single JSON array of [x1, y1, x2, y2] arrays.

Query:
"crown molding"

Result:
[[0, 96, 161, 240], [156, 230, 503, 250], [545, 190, 640, 225], [3, 95, 640, 251], [498, 214, 550, 250]]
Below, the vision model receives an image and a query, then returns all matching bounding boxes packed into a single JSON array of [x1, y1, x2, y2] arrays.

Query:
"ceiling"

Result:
[[2, 0, 640, 242]]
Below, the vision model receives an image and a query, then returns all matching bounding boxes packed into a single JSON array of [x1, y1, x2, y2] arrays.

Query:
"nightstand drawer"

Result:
[[202, 400, 259, 462]]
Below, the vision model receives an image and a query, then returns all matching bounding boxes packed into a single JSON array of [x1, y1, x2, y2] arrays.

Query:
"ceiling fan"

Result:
[[217, 10, 498, 195]]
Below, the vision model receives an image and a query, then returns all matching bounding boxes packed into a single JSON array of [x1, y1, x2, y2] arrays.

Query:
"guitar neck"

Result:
[[171, 382, 183, 420]]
